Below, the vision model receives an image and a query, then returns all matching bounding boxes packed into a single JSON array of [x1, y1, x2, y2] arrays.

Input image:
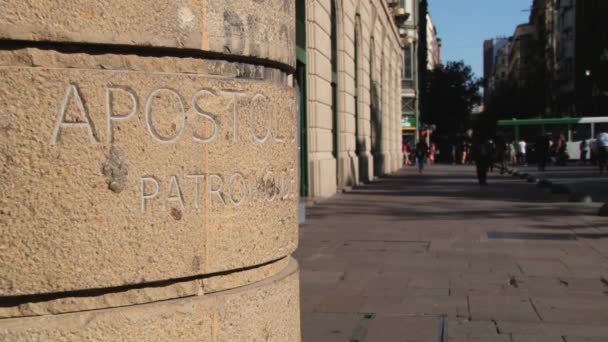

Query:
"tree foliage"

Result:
[[422, 61, 482, 139]]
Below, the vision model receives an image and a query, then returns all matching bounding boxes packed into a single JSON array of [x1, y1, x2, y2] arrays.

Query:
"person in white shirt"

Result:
[[518, 139, 527, 166]]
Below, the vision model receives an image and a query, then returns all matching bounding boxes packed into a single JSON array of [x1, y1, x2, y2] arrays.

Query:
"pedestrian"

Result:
[[579, 140, 589, 165], [473, 138, 493, 185], [556, 137, 568, 166], [402, 142, 410, 166], [461, 141, 468, 165], [415, 141, 429, 173], [535, 135, 549, 172], [596, 128, 608, 174], [518, 139, 527, 166], [429, 143, 436, 165], [488, 139, 495, 172], [510, 141, 518, 166]]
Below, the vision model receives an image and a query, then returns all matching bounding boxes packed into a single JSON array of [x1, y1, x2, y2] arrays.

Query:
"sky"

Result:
[[428, 0, 533, 79]]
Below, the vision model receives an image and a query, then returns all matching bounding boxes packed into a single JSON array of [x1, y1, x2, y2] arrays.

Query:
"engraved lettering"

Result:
[[144, 88, 186, 143], [208, 174, 226, 207], [263, 171, 276, 202], [228, 172, 247, 206], [186, 174, 206, 209], [191, 89, 219, 144], [221, 90, 246, 143], [51, 83, 99, 144], [141, 176, 160, 212], [166, 175, 185, 209], [249, 93, 271, 143], [106, 86, 138, 143]]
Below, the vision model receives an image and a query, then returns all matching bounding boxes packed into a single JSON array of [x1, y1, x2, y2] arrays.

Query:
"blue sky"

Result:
[[428, 0, 533, 79]]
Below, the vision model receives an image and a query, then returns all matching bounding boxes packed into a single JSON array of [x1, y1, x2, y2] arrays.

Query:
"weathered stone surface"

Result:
[[0, 48, 298, 296], [0, 257, 290, 319], [0, 0, 295, 68], [0, 258, 301, 341]]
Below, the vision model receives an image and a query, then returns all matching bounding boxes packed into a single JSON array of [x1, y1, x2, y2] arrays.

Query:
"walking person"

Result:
[[518, 139, 527, 166], [402, 142, 410, 166], [535, 135, 549, 172], [415, 141, 429, 173], [510, 141, 518, 166], [460, 141, 468, 165], [429, 143, 436, 165], [473, 138, 493, 185], [596, 128, 608, 174], [580, 140, 589, 165]]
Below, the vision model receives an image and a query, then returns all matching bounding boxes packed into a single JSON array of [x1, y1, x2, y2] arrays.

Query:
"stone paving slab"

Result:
[[297, 165, 608, 341]]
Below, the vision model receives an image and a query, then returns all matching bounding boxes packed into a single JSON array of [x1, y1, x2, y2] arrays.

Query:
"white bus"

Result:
[[497, 116, 608, 160]]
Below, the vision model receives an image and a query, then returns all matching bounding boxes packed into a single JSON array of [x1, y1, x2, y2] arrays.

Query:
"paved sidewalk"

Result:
[[296, 164, 608, 342]]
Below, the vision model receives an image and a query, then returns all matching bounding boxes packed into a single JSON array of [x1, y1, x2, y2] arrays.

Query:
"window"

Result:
[[403, 43, 412, 80], [402, 98, 415, 114]]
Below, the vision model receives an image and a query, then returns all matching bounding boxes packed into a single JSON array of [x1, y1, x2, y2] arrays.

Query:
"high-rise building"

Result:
[[426, 14, 441, 71], [530, 0, 608, 116], [483, 37, 509, 105]]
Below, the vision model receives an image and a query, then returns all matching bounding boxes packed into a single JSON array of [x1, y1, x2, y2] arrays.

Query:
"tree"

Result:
[[422, 61, 482, 139]]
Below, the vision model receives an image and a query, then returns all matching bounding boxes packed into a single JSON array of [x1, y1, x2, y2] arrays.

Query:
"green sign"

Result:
[[401, 116, 416, 128]]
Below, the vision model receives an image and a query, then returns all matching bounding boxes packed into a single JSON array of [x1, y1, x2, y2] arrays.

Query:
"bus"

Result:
[[497, 116, 608, 160]]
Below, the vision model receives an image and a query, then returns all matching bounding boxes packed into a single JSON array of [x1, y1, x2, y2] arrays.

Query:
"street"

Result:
[[297, 164, 608, 342]]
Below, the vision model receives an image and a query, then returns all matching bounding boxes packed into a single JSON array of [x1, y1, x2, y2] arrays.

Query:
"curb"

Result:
[[499, 166, 603, 216]]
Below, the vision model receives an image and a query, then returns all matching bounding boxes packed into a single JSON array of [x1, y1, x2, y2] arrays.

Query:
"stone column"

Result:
[[0, 1, 300, 340]]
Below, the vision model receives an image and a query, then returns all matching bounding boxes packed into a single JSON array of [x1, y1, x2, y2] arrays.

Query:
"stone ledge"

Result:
[[0, 258, 300, 341], [0, 0, 295, 68], [0, 48, 289, 85]]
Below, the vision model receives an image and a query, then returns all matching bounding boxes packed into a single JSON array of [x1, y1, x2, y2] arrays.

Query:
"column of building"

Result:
[[306, 0, 338, 197], [0, 0, 300, 339], [303, 0, 403, 199]]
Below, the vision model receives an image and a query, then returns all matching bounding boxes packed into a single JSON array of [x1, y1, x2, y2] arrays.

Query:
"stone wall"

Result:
[[305, 0, 403, 197], [0, 1, 300, 340]]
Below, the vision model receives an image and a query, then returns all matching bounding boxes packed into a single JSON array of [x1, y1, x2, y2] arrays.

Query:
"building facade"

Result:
[[426, 13, 441, 71], [397, 0, 420, 144], [530, 0, 608, 116], [296, 0, 404, 198], [483, 37, 509, 105]]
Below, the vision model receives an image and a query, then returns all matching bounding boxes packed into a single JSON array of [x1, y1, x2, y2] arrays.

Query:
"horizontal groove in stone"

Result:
[[0, 258, 300, 341], [0, 256, 290, 319], [0, 39, 296, 74]]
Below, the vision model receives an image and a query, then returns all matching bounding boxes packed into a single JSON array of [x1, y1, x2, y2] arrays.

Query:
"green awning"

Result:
[[497, 117, 581, 126]]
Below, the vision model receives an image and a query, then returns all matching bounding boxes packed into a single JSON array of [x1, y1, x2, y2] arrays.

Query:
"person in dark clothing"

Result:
[[580, 140, 589, 165], [473, 139, 493, 185], [415, 141, 429, 173], [535, 135, 550, 171]]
